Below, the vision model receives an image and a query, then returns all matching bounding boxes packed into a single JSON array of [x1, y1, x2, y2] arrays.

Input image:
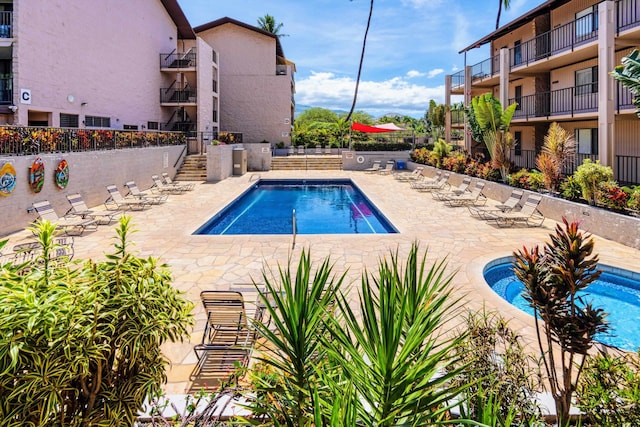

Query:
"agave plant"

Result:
[[513, 218, 608, 426]]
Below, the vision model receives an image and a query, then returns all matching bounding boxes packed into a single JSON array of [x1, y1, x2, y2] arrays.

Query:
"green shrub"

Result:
[[0, 218, 194, 426], [573, 159, 614, 205], [352, 141, 412, 151], [560, 175, 583, 200], [507, 168, 544, 191], [577, 351, 640, 426], [597, 181, 629, 211], [625, 186, 640, 211], [442, 151, 468, 173]]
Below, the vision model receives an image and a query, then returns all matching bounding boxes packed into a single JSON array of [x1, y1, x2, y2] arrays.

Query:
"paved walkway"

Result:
[[5, 170, 639, 394]]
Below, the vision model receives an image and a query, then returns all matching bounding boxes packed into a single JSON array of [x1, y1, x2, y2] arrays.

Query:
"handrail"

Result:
[[164, 80, 177, 95], [173, 144, 187, 169], [163, 48, 176, 62], [292, 209, 297, 249]]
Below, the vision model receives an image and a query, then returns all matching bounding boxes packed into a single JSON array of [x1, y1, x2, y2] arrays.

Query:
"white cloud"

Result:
[[295, 71, 446, 117], [406, 70, 426, 78], [452, 65, 459, 72], [427, 68, 444, 78]]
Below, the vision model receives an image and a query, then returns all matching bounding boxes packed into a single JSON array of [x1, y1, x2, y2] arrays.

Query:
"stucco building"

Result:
[[194, 17, 296, 146], [445, 0, 640, 185], [0, 1, 294, 148]]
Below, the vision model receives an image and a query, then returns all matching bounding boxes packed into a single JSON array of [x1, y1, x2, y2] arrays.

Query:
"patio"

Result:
[[5, 169, 639, 394]]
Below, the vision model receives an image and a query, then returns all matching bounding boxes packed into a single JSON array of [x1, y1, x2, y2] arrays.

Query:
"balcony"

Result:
[[160, 50, 197, 70], [470, 55, 500, 85], [509, 84, 598, 120], [0, 11, 11, 39], [160, 87, 197, 105], [617, 0, 640, 33], [276, 65, 288, 75], [510, 11, 598, 71], [0, 77, 12, 105], [617, 81, 636, 112]]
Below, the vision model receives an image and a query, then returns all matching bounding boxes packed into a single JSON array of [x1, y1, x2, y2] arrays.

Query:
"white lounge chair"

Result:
[[378, 161, 395, 175], [161, 173, 195, 191], [468, 189, 524, 220], [485, 193, 545, 227], [394, 166, 424, 181], [410, 172, 450, 192], [364, 160, 382, 173], [32, 200, 98, 236], [124, 181, 168, 204], [432, 176, 471, 200], [441, 181, 487, 207], [151, 175, 188, 194], [104, 185, 151, 211], [66, 193, 122, 225]]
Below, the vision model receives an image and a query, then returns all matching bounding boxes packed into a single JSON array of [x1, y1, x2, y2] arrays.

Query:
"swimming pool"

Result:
[[194, 179, 398, 235], [484, 259, 640, 351]]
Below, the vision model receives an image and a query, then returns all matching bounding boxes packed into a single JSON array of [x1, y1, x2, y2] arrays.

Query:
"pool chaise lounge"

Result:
[[124, 181, 168, 205], [410, 172, 451, 192], [364, 160, 382, 173], [162, 172, 195, 191], [468, 188, 524, 220], [440, 181, 487, 207], [151, 175, 188, 194], [104, 185, 152, 211], [394, 166, 424, 181], [484, 193, 545, 227], [32, 200, 98, 236], [432, 176, 471, 201], [66, 193, 123, 225]]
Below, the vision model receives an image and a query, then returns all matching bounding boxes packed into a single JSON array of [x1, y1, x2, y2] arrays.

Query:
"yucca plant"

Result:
[[513, 218, 608, 426], [323, 243, 470, 426]]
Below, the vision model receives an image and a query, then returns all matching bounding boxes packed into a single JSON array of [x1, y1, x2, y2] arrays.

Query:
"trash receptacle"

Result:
[[396, 161, 405, 170], [232, 148, 247, 176]]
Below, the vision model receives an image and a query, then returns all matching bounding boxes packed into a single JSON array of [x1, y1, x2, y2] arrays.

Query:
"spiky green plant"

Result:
[[513, 218, 608, 426]]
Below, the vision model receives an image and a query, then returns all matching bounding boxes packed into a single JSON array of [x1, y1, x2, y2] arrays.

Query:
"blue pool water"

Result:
[[194, 179, 397, 235], [484, 260, 640, 351]]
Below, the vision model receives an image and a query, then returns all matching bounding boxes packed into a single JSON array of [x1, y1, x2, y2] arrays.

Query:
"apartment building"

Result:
[[194, 17, 296, 146], [445, 0, 640, 185]]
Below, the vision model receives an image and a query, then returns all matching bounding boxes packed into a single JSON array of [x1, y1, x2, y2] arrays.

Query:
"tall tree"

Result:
[[257, 14, 288, 38], [345, 0, 374, 123], [496, 0, 511, 29]]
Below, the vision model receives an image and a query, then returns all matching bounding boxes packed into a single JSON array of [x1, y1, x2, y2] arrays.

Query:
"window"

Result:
[[576, 6, 598, 38], [123, 124, 138, 130], [85, 115, 111, 128], [514, 131, 522, 156], [575, 66, 598, 95], [212, 78, 217, 93], [147, 121, 159, 130], [575, 128, 598, 154], [60, 113, 79, 128], [513, 40, 522, 66], [515, 85, 522, 110]]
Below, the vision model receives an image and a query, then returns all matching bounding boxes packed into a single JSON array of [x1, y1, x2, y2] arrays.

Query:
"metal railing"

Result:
[[159, 49, 197, 69], [617, 0, 640, 33], [510, 11, 598, 69], [0, 11, 11, 38], [451, 70, 464, 90], [160, 87, 196, 103], [0, 77, 12, 104], [451, 109, 465, 125], [617, 155, 640, 185], [470, 54, 500, 82], [617, 81, 635, 112], [0, 127, 186, 156], [291, 209, 297, 249], [509, 84, 598, 119]]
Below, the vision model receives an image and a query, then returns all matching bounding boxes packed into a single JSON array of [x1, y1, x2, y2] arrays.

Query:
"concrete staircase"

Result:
[[174, 154, 206, 181], [271, 155, 343, 171]]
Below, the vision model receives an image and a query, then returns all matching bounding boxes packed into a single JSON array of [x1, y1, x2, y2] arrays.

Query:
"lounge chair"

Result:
[[410, 172, 451, 192], [394, 166, 424, 181], [104, 184, 151, 211], [297, 145, 305, 155], [468, 189, 524, 220], [32, 200, 98, 236], [66, 193, 122, 225], [364, 160, 382, 173], [161, 172, 195, 191], [124, 181, 168, 204], [151, 175, 187, 194], [9, 236, 74, 272], [432, 176, 471, 200], [485, 193, 545, 227], [441, 181, 487, 207], [378, 161, 395, 175]]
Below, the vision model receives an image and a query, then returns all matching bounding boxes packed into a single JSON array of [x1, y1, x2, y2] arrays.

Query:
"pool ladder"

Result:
[[292, 209, 297, 249]]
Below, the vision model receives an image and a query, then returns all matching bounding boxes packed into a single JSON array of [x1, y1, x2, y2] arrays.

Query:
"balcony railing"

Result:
[[617, 0, 640, 32], [617, 81, 635, 112], [451, 109, 465, 125], [160, 87, 196, 103], [0, 127, 186, 155], [160, 50, 197, 69], [276, 64, 288, 75], [0, 77, 12, 104], [0, 11, 11, 38], [510, 11, 598, 68], [509, 149, 598, 176], [471, 54, 500, 82], [617, 155, 640, 185], [509, 84, 598, 119], [451, 70, 464, 90]]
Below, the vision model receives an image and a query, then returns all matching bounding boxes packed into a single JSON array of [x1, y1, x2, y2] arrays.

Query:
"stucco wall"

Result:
[[11, 0, 179, 129], [196, 23, 293, 145], [206, 144, 234, 181], [0, 146, 184, 236]]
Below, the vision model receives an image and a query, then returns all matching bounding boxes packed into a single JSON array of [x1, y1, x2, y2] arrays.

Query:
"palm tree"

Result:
[[257, 14, 288, 38], [345, 0, 374, 123], [496, 0, 511, 29]]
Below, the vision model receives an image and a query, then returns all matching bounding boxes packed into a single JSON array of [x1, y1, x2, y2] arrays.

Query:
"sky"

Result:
[[179, 0, 544, 118]]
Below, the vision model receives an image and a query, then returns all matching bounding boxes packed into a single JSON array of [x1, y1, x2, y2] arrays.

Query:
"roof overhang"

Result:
[[160, 0, 196, 39], [459, 0, 572, 53]]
